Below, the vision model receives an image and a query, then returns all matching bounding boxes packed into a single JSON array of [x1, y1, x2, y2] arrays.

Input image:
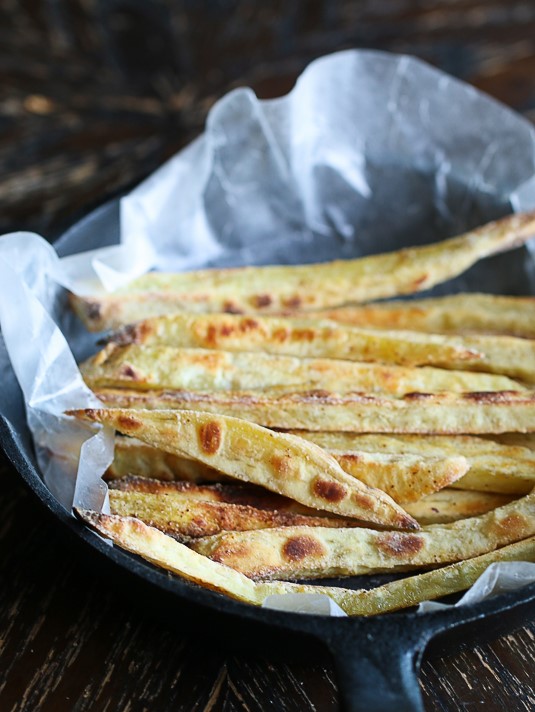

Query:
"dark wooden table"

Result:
[[1, 3, 535, 710]]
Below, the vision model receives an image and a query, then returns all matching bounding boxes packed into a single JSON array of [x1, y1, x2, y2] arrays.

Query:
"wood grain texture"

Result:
[[1, 1, 535, 710], [1, 0, 535, 238]]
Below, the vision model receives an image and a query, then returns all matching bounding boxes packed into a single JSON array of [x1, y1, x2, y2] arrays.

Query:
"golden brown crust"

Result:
[[80, 341, 522, 393], [291, 293, 535, 339], [108, 489, 361, 539], [191, 490, 535, 579], [107, 476, 320, 515], [332, 451, 467, 503], [69, 211, 535, 331], [76, 509, 535, 615], [69, 407, 418, 530], [289, 431, 535, 495], [93, 388, 535, 434], [106, 438, 225, 483], [103, 314, 484, 368]]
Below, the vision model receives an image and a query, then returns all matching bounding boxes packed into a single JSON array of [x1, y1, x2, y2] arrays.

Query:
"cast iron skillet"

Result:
[[1, 198, 535, 712]]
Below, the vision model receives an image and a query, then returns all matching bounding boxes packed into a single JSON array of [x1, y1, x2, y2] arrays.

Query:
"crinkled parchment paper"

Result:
[[1, 50, 535, 615]]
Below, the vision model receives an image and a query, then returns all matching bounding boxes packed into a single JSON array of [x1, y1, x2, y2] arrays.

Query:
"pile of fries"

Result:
[[69, 212, 535, 616]]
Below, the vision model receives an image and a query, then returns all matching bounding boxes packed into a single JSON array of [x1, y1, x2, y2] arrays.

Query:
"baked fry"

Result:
[[108, 476, 320, 515], [70, 211, 535, 330], [75, 509, 368, 605], [108, 437, 466, 504], [328, 452, 468, 503], [94, 388, 535, 434], [288, 432, 535, 494], [107, 436, 225, 482], [457, 334, 535, 383], [298, 293, 535, 339], [191, 489, 535, 579], [69, 408, 417, 530], [105, 314, 483, 368], [108, 481, 506, 535], [305, 535, 535, 615], [76, 509, 266, 604], [107, 314, 535, 383], [76, 509, 535, 615], [82, 342, 521, 394], [108, 490, 363, 539], [404, 489, 515, 524]]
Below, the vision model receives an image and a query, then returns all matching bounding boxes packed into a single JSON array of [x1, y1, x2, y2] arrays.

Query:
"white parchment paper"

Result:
[[1, 50, 535, 615]]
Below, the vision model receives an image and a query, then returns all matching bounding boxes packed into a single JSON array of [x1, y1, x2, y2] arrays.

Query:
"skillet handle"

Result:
[[326, 617, 437, 712]]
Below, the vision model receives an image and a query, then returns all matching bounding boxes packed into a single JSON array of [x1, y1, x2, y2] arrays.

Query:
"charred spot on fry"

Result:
[[351, 490, 375, 510], [302, 389, 332, 399], [117, 414, 142, 431], [269, 453, 296, 479], [198, 421, 223, 455], [492, 512, 529, 538], [376, 532, 424, 558], [211, 541, 252, 564], [223, 301, 244, 314], [219, 324, 234, 337], [312, 478, 347, 503], [253, 294, 272, 308], [282, 535, 325, 561], [119, 364, 139, 380], [282, 296, 302, 309], [204, 324, 218, 347], [273, 328, 288, 342], [412, 274, 428, 288], [241, 318, 259, 332], [293, 328, 315, 342]]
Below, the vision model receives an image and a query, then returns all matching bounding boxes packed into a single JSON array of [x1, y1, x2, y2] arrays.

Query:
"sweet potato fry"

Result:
[[105, 314, 483, 368], [288, 432, 535, 494], [94, 388, 535, 434], [404, 489, 515, 524], [70, 211, 535, 330], [109, 482, 504, 535], [191, 489, 535, 579], [69, 408, 417, 530], [327, 452, 468, 503], [107, 313, 535, 383], [77, 509, 266, 604], [107, 436, 225, 482], [77, 510, 535, 615], [456, 333, 535, 383], [304, 535, 535, 615], [108, 490, 363, 539], [298, 293, 535, 339], [108, 476, 319, 515], [108, 441, 467, 505], [82, 342, 521, 394]]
